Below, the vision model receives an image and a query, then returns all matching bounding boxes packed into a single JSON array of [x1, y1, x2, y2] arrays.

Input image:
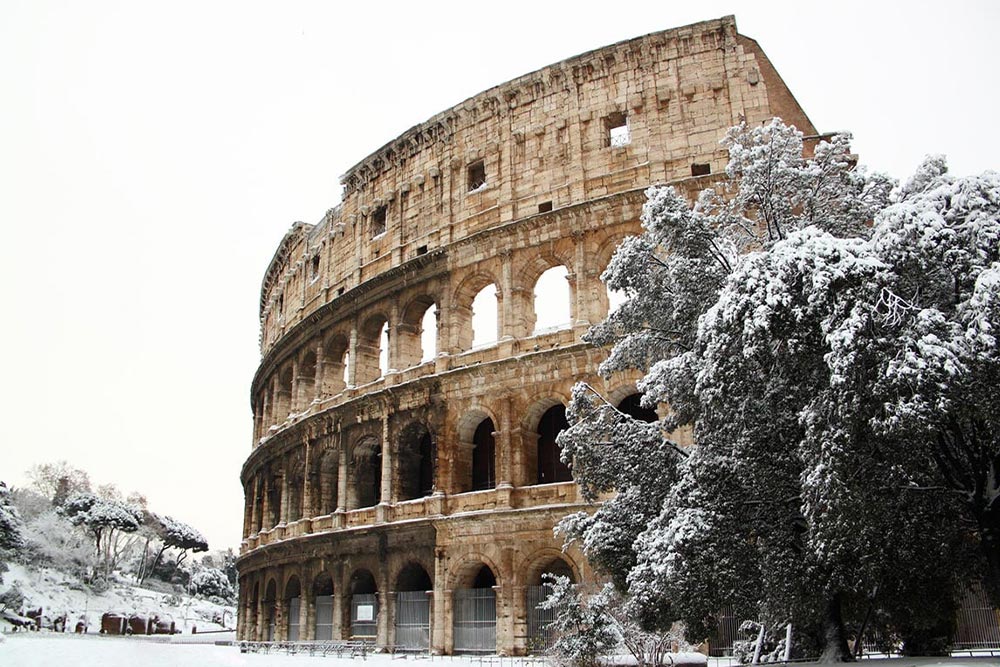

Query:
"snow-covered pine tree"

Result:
[[0, 482, 25, 560], [559, 120, 993, 661]]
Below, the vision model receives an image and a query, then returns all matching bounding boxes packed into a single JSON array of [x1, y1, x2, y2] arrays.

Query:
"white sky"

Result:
[[1, 0, 997, 553]]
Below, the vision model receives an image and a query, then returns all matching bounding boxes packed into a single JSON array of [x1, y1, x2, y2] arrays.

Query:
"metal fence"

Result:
[[287, 597, 301, 641], [395, 590, 431, 649], [955, 586, 1000, 651], [525, 584, 556, 653], [314, 594, 334, 640], [453, 588, 496, 653], [351, 594, 378, 639]]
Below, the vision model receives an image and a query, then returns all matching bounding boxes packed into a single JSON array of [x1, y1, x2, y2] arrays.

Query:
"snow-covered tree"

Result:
[[0, 482, 25, 560], [560, 120, 993, 661], [59, 491, 142, 581], [137, 512, 208, 584], [540, 576, 617, 667]]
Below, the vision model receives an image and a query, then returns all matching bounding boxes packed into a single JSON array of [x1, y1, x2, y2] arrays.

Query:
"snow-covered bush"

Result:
[[540, 576, 617, 667], [22, 511, 95, 577], [189, 568, 235, 602]]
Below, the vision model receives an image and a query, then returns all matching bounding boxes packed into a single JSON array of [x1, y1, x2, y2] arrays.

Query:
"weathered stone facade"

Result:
[[237, 16, 816, 654]]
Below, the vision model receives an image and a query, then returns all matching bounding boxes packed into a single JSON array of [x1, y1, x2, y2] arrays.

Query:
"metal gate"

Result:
[[956, 586, 1000, 650], [395, 590, 430, 649], [711, 605, 738, 656], [314, 594, 334, 640], [351, 593, 378, 638], [287, 596, 301, 641], [267, 606, 276, 641], [526, 585, 556, 652], [453, 588, 496, 653]]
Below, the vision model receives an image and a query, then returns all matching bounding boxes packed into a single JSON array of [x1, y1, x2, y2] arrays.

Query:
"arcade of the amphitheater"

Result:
[[237, 16, 816, 655]]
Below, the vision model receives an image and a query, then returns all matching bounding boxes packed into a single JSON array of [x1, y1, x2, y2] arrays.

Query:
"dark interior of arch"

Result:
[[471, 565, 497, 589], [472, 418, 496, 491], [398, 426, 435, 501], [535, 558, 576, 586], [537, 404, 571, 484], [313, 572, 334, 596], [617, 393, 658, 423], [350, 570, 378, 595], [354, 440, 382, 508], [396, 563, 433, 592], [285, 577, 302, 599]]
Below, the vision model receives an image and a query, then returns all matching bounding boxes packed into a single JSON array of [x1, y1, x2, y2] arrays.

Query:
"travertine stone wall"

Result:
[[238, 15, 815, 655]]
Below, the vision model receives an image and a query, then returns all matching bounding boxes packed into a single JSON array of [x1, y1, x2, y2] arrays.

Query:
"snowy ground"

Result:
[[1, 635, 1000, 667], [0, 562, 235, 633]]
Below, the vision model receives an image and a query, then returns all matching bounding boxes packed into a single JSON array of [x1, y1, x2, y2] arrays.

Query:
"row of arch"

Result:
[[245, 393, 655, 536], [241, 554, 577, 652], [254, 250, 629, 443]]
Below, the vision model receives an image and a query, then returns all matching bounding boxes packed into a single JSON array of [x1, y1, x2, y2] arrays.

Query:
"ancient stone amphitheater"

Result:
[[237, 15, 816, 654]]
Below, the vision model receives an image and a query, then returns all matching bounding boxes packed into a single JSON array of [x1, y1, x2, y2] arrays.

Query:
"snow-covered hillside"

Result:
[[1, 563, 235, 634]]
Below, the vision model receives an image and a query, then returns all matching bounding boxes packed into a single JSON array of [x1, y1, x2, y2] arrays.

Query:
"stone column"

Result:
[[302, 439, 313, 520], [275, 598, 287, 641], [260, 477, 272, 531], [380, 415, 392, 505], [347, 325, 359, 386], [314, 338, 326, 401], [334, 592, 347, 640], [499, 249, 514, 340], [432, 547, 448, 654], [382, 591, 397, 649], [337, 433, 348, 512], [303, 592, 316, 641], [279, 462, 290, 526]]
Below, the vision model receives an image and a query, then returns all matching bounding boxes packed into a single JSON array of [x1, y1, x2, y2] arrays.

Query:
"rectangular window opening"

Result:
[[310, 255, 321, 281], [691, 163, 711, 177], [467, 160, 486, 192], [416, 245, 428, 256], [370, 205, 387, 238], [538, 201, 553, 213], [337, 287, 345, 296], [605, 112, 630, 148]]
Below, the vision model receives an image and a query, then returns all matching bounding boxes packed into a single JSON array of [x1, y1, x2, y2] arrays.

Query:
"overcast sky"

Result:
[[1, 0, 997, 552]]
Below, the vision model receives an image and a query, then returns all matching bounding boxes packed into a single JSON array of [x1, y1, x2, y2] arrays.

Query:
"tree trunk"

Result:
[[818, 592, 853, 663]]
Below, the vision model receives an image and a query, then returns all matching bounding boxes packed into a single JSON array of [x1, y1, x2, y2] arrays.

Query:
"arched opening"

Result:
[[352, 438, 382, 509], [472, 284, 499, 348], [472, 419, 496, 491], [316, 448, 339, 516], [379, 321, 390, 377], [421, 304, 438, 363], [537, 404, 572, 484], [532, 265, 571, 333], [321, 333, 349, 396], [526, 557, 577, 652], [313, 572, 335, 640], [356, 316, 388, 385], [263, 579, 277, 641], [395, 563, 433, 650], [349, 569, 378, 639], [397, 424, 435, 501], [267, 475, 281, 529], [453, 564, 497, 653], [285, 576, 302, 641], [297, 350, 317, 410], [399, 297, 438, 368], [286, 465, 305, 523], [276, 365, 293, 422], [618, 393, 658, 423]]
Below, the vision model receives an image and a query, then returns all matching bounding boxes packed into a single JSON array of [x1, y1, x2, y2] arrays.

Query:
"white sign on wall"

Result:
[[356, 604, 374, 622]]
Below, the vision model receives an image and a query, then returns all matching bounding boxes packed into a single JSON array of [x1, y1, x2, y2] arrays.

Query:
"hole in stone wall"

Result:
[[416, 245, 428, 256], [310, 254, 320, 281], [538, 201, 553, 213], [691, 163, 711, 176], [467, 160, 486, 191], [605, 111, 630, 147], [371, 205, 387, 238]]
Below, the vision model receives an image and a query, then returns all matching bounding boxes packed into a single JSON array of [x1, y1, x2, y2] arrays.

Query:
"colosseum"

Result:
[[237, 15, 817, 654]]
